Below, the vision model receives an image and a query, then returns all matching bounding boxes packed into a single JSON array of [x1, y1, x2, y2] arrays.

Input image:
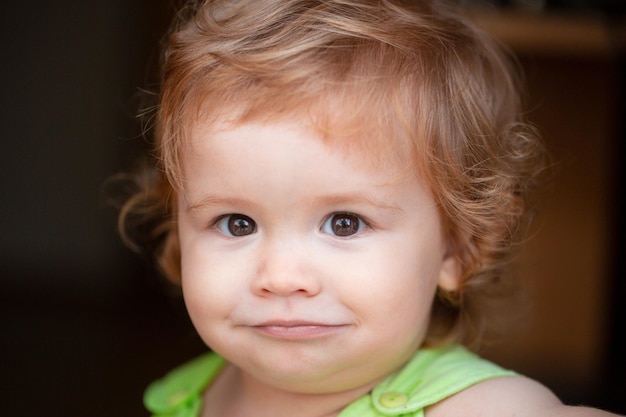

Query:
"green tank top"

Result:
[[144, 345, 517, 417]]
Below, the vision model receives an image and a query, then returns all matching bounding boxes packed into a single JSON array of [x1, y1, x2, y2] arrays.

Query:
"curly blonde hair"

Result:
[[119, 0, 546, 347]]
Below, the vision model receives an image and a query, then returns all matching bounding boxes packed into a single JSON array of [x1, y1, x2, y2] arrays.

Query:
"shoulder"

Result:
[[426, 375, 622, 417]]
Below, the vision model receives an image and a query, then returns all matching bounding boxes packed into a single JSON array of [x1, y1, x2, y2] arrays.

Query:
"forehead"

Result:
[[183, 106, 420, 181], [181, 117, 438, 218]]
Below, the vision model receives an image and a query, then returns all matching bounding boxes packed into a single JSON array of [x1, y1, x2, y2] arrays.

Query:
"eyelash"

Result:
[[320, 212, 370, 238], [213, 213, 257, 237], [210, 212, 371, 238]]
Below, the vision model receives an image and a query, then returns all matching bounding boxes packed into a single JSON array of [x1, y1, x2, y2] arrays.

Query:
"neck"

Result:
[[202, 364, 380, 417]]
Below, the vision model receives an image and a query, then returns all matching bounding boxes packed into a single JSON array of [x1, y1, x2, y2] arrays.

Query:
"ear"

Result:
[[437, 252, 462, 292]]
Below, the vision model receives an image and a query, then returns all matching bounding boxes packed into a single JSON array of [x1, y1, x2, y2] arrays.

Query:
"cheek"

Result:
[[180, 241, 243, 321], [357, 234, 443, 286], [345, 238, 443, 322], [180, 253, 246, 351]]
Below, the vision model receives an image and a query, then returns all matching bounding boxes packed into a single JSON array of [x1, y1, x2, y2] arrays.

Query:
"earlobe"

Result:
[[437, 254, 462, 292]]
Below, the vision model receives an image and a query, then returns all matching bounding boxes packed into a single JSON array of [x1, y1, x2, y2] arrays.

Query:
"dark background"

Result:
[[1, 1, 624, 416], [1, 1, 206, 415]]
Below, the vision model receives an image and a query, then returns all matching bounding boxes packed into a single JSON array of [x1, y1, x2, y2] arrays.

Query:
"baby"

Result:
[[119, 0, 622, 416]]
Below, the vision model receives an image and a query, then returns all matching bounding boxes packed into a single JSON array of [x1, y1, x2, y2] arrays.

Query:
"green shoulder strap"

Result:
[[144, 353, 226, 417], [339, 345, 517, 417]]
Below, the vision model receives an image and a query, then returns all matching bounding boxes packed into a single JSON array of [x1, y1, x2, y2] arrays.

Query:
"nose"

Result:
[[252, 238, 321, 297]]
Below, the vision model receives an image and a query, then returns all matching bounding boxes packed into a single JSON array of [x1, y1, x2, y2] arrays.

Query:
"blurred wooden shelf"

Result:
[[467, 8, 617, 58]]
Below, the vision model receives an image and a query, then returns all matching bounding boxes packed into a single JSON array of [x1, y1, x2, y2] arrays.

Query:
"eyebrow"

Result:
[[313, 193, 404, 213], [185, 195, 258, 213], [185, 192, 404, 214]]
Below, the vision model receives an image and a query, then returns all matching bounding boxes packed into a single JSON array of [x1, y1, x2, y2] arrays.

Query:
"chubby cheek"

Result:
[[364, 271, 436, 333], [179, 240, 243, 337], [351, 243, 442, 338]]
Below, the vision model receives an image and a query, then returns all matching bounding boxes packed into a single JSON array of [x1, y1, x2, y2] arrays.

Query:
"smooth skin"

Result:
[[176, 118, 622, 417]]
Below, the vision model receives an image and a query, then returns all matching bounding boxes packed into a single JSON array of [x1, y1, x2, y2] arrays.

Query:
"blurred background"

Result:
[[1, 1, 624, 415]]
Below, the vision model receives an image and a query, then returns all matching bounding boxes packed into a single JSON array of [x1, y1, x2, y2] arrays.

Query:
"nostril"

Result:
[[254, 271, 321, 297]]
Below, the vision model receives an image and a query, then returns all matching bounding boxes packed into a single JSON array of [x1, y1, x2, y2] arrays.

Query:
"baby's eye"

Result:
[[215, 214, 257, 237], [321, 213, 366, 237]]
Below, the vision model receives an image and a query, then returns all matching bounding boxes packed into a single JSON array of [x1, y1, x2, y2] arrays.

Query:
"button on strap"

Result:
[[379, 392, 409, 408]]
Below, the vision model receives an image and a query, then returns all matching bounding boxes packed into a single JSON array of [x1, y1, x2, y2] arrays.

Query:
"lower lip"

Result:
[[252, 324, 347, 340]]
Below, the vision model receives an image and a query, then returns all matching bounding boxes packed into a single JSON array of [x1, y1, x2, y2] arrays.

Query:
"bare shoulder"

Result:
[[425, 375, 623, 417]]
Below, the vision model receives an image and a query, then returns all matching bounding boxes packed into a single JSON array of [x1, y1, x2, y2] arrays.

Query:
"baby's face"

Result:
[[177, 118, 460, 394]]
